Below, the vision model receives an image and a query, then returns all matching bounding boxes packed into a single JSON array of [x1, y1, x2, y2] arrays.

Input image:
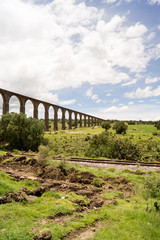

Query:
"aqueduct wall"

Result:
[[0, 88, 105, 131]]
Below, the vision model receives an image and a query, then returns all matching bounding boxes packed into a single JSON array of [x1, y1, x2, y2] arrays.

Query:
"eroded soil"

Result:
[[0, 152, 134, 239]]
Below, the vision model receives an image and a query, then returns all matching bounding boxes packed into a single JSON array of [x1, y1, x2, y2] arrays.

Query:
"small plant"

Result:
[[135, 169, 143, 175], [92, 178, 104, 187], [121, 169, 131, 173], [107, 168, 116, 172], [143, 175, 160, 199], [37, 145, 56, 166]]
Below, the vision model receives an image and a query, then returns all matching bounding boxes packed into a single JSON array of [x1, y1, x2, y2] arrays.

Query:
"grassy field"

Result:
[[44, 124, 160, 162], [0, 162, 160, 240], [0, 124, 160, 239]]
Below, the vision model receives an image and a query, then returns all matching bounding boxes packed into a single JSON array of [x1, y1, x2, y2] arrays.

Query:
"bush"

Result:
[[113, 121, 128, 134], [101, 122, 111, 131], [0, 113, 44, 151], [143, 175, 160, 199], [85, 132, 140, 161], [37, 145, 56, 166]]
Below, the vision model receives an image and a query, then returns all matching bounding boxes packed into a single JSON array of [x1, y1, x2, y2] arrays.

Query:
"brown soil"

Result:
[[0, 152, 134, 206], [0, 152, 134, 239], [62, 221, 105, 240]]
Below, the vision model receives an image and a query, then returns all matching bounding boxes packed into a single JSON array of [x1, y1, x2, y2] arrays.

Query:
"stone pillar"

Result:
[[33, 102, 38, 119], [44, 104, 49, 131], [74, 112, 77, 128], [80, 114, 82, 128], [54, 107, 58, 131], [84, 115, 86, 127], [88, 116, 90, 127], [69, 111, 72, 129], [3, 95, 9, 114], [91, 117, 93, 126], [20, 97, 25, 114], [62, 109, 66, 130]]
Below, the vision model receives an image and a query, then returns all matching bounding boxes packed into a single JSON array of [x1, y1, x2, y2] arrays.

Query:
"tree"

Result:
[[113, 121, 128, 134], [155, 121, 160, 130], [101, 121, 111, 131], [0, 113, 44, 151]]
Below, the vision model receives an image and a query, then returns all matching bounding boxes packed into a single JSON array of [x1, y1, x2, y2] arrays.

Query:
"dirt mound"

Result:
[[68, 171, 95, 184], [0, 187, 45, 204]]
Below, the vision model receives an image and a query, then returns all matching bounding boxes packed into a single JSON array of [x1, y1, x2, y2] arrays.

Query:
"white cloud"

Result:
[[128, 101, 134, 105], [103, 0, 132, 5], [121, 79, 137, 86], [60, 99, 76, 105], [106, 93, 111, 96], [145, 77, 160, 84], [112, 98, 119, 103], [102, 105, 129, 113], [125, 86, 160, 99], [86, 88, 93, 98], [85, 88, 102, 103], [148, 0, 160, 5], [0, 0, 156, 102], [98, 104, 160, 121]]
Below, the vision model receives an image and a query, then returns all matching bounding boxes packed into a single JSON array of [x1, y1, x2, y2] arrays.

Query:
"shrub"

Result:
[[0, 113, 44, 151], [85, 132, 140, 161], [101, 121, 111, 131], [37, 145, 56, 166], [143, 175, 160, 199], [113, 121, 128, 134]]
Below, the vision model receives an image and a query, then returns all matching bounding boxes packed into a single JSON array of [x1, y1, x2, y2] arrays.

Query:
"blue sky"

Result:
[[0, 0, 160, 120]]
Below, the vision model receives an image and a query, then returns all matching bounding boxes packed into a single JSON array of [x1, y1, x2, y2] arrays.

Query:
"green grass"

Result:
[[1, 124, 160, 239], [0, 171, 38, 196], [44, 124, 160, 162]]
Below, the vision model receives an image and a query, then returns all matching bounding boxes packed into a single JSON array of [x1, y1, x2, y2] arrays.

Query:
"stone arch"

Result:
[[9, 95, 20, 113], [71, 112, 75, 129], [77, 113, 80, 128], [49, 106, 54, 131], [38, 103, 45, 120], [57, 108, 63, 130], [65, 110, 69, 129], [25, 99, 34, 117]]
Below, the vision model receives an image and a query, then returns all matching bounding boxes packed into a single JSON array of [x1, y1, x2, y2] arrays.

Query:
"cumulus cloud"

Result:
[[125, 86, 160, 99], [145, 77, 160, 84], [102, 105, 129, 113], [148, 0, 160, 5], [0, 0, 156, 103], [98, 104, 160, 121]]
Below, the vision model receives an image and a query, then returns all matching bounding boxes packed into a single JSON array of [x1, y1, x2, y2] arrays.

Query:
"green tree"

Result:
[[113, 121, 128, 134], [0, 113, 44, 151], [101, 121, 111, 131]]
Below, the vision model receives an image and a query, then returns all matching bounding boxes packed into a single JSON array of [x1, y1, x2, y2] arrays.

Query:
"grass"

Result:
[[0, 171, 38, 196], [1, 124, 160, 239]]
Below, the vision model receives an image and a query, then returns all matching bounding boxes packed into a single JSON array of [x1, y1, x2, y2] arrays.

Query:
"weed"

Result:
[[92, 178, 104, 187], [107, 168, 116, 172]]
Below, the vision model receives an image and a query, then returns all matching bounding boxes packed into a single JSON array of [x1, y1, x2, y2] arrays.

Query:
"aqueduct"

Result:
[[0, 88, 105, 131]]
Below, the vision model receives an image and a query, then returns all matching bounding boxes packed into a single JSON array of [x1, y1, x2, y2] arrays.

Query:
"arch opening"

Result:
[[65, 110, 69, 130], [25, 100, 34, 118], [9, 95, 20, 114], [58, 108, 62, 130], [49, 106, 54, 131], [38, 103, 45, 120]]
